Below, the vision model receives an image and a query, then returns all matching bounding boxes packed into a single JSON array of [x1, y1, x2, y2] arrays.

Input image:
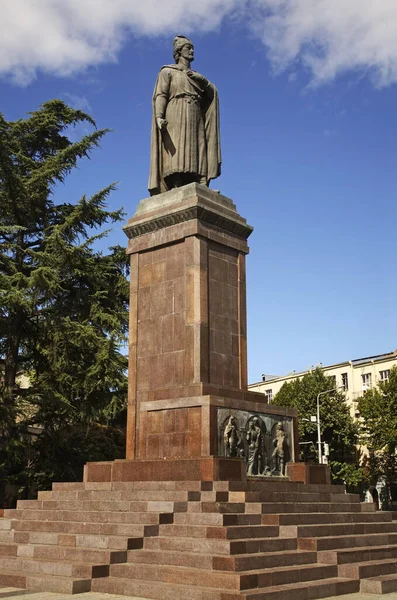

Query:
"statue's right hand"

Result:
[[156, 117, 167, 131]]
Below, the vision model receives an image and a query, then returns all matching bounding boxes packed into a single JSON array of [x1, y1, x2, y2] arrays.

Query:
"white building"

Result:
[[248, 350, 397, 419]]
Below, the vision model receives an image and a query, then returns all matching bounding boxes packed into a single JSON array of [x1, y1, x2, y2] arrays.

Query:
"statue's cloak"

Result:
[[148, 64, 221, 195]]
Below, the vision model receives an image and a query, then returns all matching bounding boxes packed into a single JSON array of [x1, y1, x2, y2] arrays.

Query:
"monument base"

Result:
[[2, 468, 396, 598], [84, 456, 246, 483], [83, 457, 332, 486]]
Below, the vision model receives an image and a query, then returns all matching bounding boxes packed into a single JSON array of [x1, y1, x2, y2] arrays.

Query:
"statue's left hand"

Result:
[[187, 70, 208, 85]]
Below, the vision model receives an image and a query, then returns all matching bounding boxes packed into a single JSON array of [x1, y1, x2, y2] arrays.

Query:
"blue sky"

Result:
[[1, 1, 397, 383]]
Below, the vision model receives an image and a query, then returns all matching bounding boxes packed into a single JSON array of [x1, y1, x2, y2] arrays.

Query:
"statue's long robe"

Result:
[[148, 64, 221, 195]]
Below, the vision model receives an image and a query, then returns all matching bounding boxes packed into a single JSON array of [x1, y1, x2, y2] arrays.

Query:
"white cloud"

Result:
[[3, 0, 397, 87], [252, 0, 397, 87], [0, 0, 242, 84]]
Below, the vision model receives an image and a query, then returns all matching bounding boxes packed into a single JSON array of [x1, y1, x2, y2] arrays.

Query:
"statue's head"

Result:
[[277, 422, 284, 431], [173, 35, 194, 63]]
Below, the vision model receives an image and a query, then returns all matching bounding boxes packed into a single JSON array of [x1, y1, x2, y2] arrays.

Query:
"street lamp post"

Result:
[[316, 388, 337, 464]]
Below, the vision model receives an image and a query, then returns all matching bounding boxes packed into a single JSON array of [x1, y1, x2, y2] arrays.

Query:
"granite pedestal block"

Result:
[[122, 183, 297, 464]]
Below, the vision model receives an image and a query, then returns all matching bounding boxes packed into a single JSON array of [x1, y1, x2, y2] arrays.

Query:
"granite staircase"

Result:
[[1, 478, 397, 598]]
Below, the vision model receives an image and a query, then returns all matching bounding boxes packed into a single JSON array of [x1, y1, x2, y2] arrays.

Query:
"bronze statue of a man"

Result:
[[223, 416, 239, 458], [246, 417, 266, 476], [148, 35, 221, 196], [272, 422, 288, 476]]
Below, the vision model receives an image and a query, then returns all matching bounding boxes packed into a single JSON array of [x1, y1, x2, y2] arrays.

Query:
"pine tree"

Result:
[[0, 100, 129, 492]]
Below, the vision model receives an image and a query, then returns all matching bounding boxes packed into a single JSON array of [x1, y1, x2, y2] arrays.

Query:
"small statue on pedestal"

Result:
[[223, 416, 239, 458], [246, 417, 266, 476], [272, 422, 288, 476]]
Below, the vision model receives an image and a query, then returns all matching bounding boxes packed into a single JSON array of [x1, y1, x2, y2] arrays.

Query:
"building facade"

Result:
[[248, 350, 397, 419]]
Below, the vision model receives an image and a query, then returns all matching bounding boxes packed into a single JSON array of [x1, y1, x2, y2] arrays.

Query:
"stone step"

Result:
[[0, 544, 17, 557], [200, 502, 247, 514], [259, 502, 373, 514], [289, 521, 397, 539], [110, 562, 241, 590], [0, 569, 26, 589], [143, 534, 298, 556], [129, 548, 216, 570], [11, 520, 156, 538], [39, 489, 194, 502], [212, 550, 318, 572], [159, 524, 279, 540], [0, 555, 109, 579], [252, 563, 339, 588], [261, 511, 393, 526], [133, 539, 297, 569], [92, 575, 359, 600], [7, 509, 164, 524], [173, 512, 263, 526], [25, 573, 91, 594], [224, 577, 360, 600], [360, 573, 397, 594], [299, 532, 397, 552], [0, 519, 12, 531], [317, 543, 397, 565], [0, 531, 14, 543], [11, 518, 161, 535], [226, 481, 346, 494], [92, 575, 225, 600], [50, 480, 347, 494], [14, 499, 186, 513], [16, 542, 128, 564], [11, 527, 158, 549], [338, 558, 397, 579], [50, 480, 202, 492], [188, 500, 367, 516], [51, 482, 86, 491], [111, 560, 340, 590], [0, 567, 91, 594], [232, 491, 359, 504]]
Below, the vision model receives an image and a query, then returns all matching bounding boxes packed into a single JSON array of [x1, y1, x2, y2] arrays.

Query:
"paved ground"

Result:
[[2, 590, 397, 600]]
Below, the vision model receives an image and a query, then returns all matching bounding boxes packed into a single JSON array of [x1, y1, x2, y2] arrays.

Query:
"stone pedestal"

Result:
[[121, 183, 298, 470]]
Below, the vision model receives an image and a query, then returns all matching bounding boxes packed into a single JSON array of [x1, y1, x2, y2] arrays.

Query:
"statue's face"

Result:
[[180, 43, 194, 62]]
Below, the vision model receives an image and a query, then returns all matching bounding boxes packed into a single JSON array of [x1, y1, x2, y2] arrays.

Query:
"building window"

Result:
[[361, 373, 372, 390], [341, 373, 349, 391], [379, 370, 390, 382], [266, 389, 273, 402], [329, 375, 336, 386]]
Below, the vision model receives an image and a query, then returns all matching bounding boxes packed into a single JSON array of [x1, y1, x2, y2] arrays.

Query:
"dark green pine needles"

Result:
[[0, 100, 129, 492]]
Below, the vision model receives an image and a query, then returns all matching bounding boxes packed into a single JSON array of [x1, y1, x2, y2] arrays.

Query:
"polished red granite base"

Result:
[[83, 456, 246, 483], [83, 457, 331, 486]]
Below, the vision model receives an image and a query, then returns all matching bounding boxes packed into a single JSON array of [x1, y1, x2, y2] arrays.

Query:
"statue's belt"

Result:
[[171, 92, 201, 104]]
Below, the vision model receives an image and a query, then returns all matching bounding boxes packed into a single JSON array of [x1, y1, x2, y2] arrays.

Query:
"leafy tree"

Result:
[[358, 366, 397, 507], [274, 368, 361, 488], [0, 100, 129, 493]]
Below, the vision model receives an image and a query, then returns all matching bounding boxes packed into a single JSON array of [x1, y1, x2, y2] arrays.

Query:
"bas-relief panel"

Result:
[[217, 408, 294, 476]]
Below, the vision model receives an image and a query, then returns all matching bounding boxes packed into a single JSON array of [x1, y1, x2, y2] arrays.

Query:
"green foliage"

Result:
[[358, 366, 397, 502], [274, 368, 362, 488], [30, 421, 126, 491], [0, 100, 129, 491]]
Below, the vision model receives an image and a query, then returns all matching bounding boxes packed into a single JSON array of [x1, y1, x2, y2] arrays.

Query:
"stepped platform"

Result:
[[1, 476, 397, 598]]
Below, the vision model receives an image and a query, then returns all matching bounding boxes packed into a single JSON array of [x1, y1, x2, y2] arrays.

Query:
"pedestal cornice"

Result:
[[123, 183, 253, 242]]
